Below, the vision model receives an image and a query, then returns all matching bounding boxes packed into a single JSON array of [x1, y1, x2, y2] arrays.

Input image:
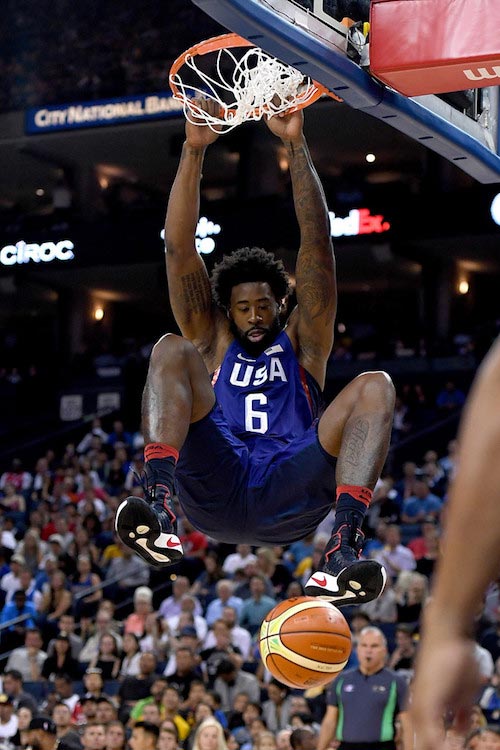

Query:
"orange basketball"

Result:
[[259, 596, 352, 689]]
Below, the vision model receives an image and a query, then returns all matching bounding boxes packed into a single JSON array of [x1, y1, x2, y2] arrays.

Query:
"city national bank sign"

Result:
[[26, 92, 183, 133]]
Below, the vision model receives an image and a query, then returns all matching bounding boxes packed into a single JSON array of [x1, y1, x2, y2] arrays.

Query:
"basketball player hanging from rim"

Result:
[[115, 99, 395, 606]]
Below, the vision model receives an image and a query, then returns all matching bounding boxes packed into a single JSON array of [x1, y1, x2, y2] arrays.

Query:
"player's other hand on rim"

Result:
[[185, 96, 222, 147], [265, 106, 304, 142]]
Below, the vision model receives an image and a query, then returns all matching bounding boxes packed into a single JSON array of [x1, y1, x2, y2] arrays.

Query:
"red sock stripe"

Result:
[[144, 443, 179, 463], [336, 484, 373, 507]]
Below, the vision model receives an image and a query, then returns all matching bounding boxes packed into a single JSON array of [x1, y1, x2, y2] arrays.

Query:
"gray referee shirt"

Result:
[[326, 666, 409, 746]]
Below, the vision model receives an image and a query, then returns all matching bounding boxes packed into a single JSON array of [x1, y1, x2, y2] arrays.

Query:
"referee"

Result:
[[317, 626, 412, 750]]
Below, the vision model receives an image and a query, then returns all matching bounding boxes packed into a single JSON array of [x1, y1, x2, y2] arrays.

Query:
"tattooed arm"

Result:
[[164, 108, 226, 359], [266, 111, 336, 389]]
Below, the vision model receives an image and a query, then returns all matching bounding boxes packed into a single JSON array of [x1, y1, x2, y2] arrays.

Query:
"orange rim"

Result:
[[168, 32, 342, 112]]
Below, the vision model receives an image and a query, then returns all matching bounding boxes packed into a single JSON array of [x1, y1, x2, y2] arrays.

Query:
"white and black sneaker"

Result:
[[305, 519, 386, 605], [114, 466, 183, 568]]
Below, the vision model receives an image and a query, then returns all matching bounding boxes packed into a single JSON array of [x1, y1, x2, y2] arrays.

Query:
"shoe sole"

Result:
[[304, 560, 387, 606], [115, 497, 184, 568]]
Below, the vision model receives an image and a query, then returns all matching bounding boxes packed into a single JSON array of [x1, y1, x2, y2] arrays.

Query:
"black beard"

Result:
[[230, 317, 282, 356]]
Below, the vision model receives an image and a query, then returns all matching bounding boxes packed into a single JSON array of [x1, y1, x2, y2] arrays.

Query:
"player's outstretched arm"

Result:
[[164, 100, 222, 348], [265, 110, 336, 389], [411, 335, 500, 750]]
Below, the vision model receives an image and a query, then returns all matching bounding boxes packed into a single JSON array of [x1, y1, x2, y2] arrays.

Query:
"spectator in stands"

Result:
[[401, 475, 443, 528], [13, 704, 33, 748], [52, 701, 82, 750], [0, 458, 32, 494], [190, 550, 225, 611], [166, 595, 208, 643], [222, 546, 257, 578], [359, 577, 398, 624], [53, 673, 84, 716], [159, 686, 191, 742], [179, 516, 209, 560], [165, 645, 202, 700], [123, 586, 154, 637], [0, 694, 18, 744], [369, 479, 401, 527], [39, 569, 73, 632], [205, 580, 244, 627], [119, 633, 142, 678], [1, 669, 37, 714], [395, 571, 429, 629], [480, 608, 500, 664], [199, 619, 243, 688], [70, 554, 103, 620], [5, 627, 47, 681], [436, 380, 466, 412], [255, 547, 294, 601], [191, 718, 228, 750], [276, 729, 293, 750], [41, 632, 82, 682], [158, 721, 183, 750], [387, 624, 417, 673], [14, 530, 44, 576], [1, 553, 27, 600], [214, 659, 260, 713], [394, 461, 419, 503], [262, 680, 294, 732], [77, 418, 109, 455], [87, 632, 122, 680], [203, 606, 252, 661], [129, 720, 160, 750], [81, 722, 107, 750], [159, 576, 202, 621], [118, 652, 159, 723], [0, 481, 26, 515], [239, 575, 276, 638], [105, 720, 127, 750], [407, 518, 440, 579], [79, 608, 123, 664], [127, 676, 167, 725], [0, 589, 38, 651], [439, 438, 459, 480], [96, 697, 119, 725], [374, 525, 416, 582], [47, 613, 83, 660], [107, 420, 133, 451]]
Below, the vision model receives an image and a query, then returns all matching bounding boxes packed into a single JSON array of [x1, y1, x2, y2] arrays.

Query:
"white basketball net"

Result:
[[169, 45, 322, 132]]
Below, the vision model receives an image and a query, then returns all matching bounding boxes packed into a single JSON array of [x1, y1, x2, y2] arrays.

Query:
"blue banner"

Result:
[[26, 92, 184, 133]]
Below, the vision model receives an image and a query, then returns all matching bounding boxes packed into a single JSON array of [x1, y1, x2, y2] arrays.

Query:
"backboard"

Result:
[[192, 0, 500, 184]]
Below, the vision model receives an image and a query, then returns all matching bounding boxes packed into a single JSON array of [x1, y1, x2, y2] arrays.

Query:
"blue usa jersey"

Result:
[[212, 330, 322, 453]]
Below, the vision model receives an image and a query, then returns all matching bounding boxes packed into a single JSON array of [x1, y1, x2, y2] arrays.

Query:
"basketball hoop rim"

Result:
[[168, 32, 334, 112]]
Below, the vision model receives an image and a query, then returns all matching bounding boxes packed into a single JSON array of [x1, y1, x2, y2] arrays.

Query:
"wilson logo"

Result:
[[463, 66, 500, 82]]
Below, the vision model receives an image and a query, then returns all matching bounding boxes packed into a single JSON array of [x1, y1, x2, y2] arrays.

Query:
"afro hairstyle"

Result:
[[211, 247, 291, 310]]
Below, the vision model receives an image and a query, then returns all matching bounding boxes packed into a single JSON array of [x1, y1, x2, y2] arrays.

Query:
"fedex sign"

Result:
[[328, 208, 390, 238]]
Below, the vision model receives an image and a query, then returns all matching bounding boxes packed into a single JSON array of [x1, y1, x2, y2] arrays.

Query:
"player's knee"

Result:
[[150, 333, 196, 367], [355, 370, 395, 408]]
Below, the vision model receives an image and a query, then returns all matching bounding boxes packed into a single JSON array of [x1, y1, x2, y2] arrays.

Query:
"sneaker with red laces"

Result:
[[304, 518, 386, 605], [114, 464, 183, 568]]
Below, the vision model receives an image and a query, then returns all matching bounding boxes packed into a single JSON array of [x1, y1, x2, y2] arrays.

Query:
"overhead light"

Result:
[[36, 188, 45, 196], [94, 307, 105, 321], [458, 279, 469, 295], [365, 153, 376, 163]]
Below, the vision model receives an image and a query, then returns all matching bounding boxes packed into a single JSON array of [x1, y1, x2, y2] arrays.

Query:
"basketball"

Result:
[[259, 596, 352, 689]]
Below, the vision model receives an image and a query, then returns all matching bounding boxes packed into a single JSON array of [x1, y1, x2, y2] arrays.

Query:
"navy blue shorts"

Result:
[[176, 404, 336, 545]]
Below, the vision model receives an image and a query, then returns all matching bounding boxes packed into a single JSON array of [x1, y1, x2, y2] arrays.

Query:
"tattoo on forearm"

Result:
[[286, 141, 335, 320], [180, 271, 211, 314], [297, 256, 333, 320], [343, 418, 370, 468]]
